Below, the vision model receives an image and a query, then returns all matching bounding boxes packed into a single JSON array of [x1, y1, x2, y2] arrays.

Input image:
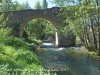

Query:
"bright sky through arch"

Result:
[[12, 0, 55, 8]]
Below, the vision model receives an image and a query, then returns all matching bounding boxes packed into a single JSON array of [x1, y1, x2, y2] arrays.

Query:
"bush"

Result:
[[0, 46, 56, 75], [0, 28, 11, 47]]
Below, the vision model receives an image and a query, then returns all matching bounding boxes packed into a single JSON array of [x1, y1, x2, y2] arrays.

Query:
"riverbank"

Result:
[[0, 37, 55, 75]]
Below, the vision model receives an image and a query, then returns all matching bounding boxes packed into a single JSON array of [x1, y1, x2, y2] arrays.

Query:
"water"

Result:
[[36, 42, 100, 75]]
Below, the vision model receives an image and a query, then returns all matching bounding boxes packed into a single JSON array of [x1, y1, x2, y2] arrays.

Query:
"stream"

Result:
[[36, 42, 100, 75]]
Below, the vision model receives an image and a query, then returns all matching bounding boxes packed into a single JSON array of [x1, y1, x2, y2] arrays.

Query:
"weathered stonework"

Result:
[[1, 7, 76, 47]]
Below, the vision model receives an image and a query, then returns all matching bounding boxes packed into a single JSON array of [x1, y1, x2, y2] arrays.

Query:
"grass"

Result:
[[0, 36, 55, 75], [0, 44, 42, 75], [88, 51, 98, 55]]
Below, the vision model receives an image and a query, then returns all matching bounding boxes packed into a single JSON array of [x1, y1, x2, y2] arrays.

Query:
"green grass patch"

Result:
[[0, 45, 43, 74], [88, 51, 98, 56], [0, 37, 55, 75]]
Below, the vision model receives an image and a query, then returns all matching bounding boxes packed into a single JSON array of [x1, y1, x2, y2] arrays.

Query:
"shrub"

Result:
[[0, 28, 11, 46]]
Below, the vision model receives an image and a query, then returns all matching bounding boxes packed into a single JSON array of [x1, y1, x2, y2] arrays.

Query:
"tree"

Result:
[[26, 19, 45, 39], [60, 0, 100, 55], [23, 1, 30, 9], [95, 0, 100, 55], [11, 0, 19, 10], [42, 0, 48, 9], [52, 0, 82, 6], [0, 0, 27, 11], [44, 21, 56, 39], [34, 1, 41, 9], [0, 12, 12, 46], [0, 0, 13, 11]]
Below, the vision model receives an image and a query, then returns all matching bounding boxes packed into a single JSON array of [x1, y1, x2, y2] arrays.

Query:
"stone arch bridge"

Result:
[[2, 7, 75, 47]]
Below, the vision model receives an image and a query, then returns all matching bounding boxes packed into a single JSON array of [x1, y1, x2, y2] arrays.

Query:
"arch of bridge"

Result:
[[4, 7, 64, 37], [19, 13, 58, 37]]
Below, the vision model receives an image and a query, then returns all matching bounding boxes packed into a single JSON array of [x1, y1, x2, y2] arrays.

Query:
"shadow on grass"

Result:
[[7, 37, 41, 52]]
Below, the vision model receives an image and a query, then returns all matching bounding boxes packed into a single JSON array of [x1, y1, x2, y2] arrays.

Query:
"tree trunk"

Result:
[[90, 18, 97, 51], [96, 0, 100, 55], [85, 26, 91, 51], [84, 26, 88, 48]]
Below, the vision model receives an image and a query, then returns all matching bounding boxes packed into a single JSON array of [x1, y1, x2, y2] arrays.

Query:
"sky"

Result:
[[12, 0, 55, 8]]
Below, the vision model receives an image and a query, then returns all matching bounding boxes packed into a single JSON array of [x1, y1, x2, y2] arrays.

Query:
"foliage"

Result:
[[61, 0, 100, 55], [0, 29, 55, 75], [0, 0, 13, 11], [25, 18, 56, 40], [25, 19, 44, 40], [42, 0, 48, 9], [0, 0, 31, 11], [52, 0, 82, 6], [44, 21, 56, 37], [34, 1, 41, 9], [23, 1, 30, 9], [0, 12, 12, 47], [0, 45, 53, 75], [88, 51, 98, 55], [0, 28, 11, 46], [34, 0, 48, 9], [52, 0, 67, 7]]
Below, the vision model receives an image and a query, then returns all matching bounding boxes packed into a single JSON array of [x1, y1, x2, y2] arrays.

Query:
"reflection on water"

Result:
[[65, 49, 100, 75], [36, 42, 100, 75]]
